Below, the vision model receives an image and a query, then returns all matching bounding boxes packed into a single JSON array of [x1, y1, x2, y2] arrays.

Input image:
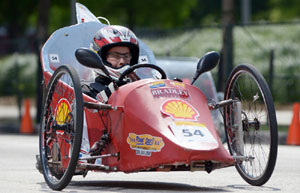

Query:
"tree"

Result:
[[218, 0, 234, 92], [69, 0, 197, 30], [268, 0, 300, 21], [0, 0, 38, 51], [35, 0, 51, 123]]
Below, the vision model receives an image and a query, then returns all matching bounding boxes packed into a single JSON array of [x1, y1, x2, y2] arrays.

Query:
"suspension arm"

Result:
[[84, 102, 118, 110], [208, 99, 234, 110]]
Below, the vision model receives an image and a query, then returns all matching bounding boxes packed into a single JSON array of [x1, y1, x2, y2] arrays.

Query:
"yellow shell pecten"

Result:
[[162, 99, 198, 120], [56, 99, 71, 125]]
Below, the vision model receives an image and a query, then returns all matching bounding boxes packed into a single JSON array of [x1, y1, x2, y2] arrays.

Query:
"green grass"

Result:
[[261, 124, 289, 132], [277, 125, 288, 132]]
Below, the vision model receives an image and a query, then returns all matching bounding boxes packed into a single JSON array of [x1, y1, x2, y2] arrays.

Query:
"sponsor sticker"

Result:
[[127, 133, 165, 156], [49, 54, 60, 63], [149, 80, 165, 88], [151, 87, 190, 99], [169, 121, 218, 145], [170, 81, 185, 88], [138, 55, 149, 64], [161, 99, 199, 121]]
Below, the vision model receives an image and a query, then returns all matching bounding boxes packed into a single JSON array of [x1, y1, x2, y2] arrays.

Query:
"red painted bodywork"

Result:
[[85, 79, 234, 172], [43, 68, 234, 173]]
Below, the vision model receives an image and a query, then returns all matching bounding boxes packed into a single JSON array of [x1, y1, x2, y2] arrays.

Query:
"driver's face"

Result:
[[106, 46, 131, 68]]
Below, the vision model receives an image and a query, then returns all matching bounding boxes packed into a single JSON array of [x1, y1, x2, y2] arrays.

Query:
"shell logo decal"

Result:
[[55, 98, 71, 125], [161, 99, 199, 120]]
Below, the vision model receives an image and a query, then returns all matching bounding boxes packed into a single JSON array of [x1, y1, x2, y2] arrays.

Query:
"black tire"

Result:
[[39, 64, 83, 190], [224, 64, 278, 186]]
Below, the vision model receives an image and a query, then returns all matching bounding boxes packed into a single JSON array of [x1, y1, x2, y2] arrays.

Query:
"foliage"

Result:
[[67, 0, 197, 30], [271, 65, 300, 103], [268, 0, 300, 21], [0, 54, 37, 97], [1, 1, 300, 104], [0, 0, 38, 37], [2, 0, 300, 36], [0, 22, 300, 104]]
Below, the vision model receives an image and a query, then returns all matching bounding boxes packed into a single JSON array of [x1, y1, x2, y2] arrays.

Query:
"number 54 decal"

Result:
[[182, 128, 204, 137], [169, 121, 217, 145]]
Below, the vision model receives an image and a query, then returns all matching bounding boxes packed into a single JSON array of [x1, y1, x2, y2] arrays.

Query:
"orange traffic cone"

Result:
[[286, 103, 300, 145], [20, 99, 34, 134]]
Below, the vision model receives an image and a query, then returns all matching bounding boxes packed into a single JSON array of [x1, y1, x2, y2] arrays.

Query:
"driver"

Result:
[[82, 25, 139, 103], [35, 26, 139, 171]]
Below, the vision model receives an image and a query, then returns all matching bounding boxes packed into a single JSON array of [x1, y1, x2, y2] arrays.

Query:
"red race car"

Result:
[[38, 3, 278, 191]]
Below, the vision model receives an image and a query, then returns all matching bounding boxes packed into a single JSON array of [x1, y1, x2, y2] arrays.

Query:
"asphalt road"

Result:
[[0, 134, 299, 193]]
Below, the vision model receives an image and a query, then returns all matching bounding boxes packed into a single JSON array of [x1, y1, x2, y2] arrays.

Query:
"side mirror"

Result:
[[75, 48, 111, 77], [191, 51, 220, 85]]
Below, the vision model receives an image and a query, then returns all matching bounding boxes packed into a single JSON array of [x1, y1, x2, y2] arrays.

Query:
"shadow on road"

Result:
[[69, 180, 229, 192], [227, 184, 281, 191], [38, 180, 282, 192]]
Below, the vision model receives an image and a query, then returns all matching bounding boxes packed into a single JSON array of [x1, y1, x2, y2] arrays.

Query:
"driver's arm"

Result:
[[129, 72, 140, 81], [96, 82, 115, 103]]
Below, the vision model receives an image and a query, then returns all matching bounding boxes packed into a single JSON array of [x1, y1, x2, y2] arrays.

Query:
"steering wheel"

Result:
[[118, 64, 167, 83]]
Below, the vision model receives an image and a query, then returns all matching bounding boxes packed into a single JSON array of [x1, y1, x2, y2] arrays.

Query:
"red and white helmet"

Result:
[[91, 25, 139, 79], [91, 25, 139, 64]]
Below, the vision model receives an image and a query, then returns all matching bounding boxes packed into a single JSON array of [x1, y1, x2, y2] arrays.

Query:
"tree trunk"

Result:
[[218, 0, 234, 92], [35, 0, 50, 125], [127, 7, 135, 31]]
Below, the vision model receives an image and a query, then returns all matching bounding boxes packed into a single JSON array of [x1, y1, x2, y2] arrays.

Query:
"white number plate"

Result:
[[170, 121, 218, 146]]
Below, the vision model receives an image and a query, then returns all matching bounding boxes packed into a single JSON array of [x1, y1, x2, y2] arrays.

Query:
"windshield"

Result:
[[41, 22, 156, 83]]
